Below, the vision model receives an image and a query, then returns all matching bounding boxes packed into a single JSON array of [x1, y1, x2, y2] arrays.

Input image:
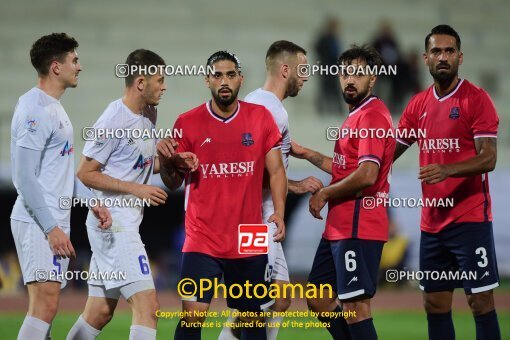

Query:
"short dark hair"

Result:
[[30, 33, 79, 76], [425, 25, 461, 51], [124, 49, 166, 86], [338, 44, 382, 68], [206, 51, 241, 72], [265, 40, 307, 61]]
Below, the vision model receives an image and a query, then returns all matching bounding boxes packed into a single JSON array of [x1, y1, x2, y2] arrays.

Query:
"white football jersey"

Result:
[[244, 88, 291, 218], [83, 99, 157, 231], [10, 87, 74, 227]]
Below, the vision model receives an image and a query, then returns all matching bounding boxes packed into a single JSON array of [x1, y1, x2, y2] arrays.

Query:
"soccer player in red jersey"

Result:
[[158, 51, 287, 340], [394, 25, 501, 340], [292, 45, 395, 340]]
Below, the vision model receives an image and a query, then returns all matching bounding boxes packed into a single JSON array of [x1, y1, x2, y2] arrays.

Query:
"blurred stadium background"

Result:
[[0, 0, 509, 339]]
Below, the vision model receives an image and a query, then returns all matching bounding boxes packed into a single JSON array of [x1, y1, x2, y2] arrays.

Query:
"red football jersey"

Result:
[[324, 96, 395, 242], [173, 100, 282, 258], [397, 79, 499, 233]]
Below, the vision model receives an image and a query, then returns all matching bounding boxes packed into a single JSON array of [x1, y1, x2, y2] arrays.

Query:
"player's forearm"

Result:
[[446, 152, 497, 178], [321, 165, 377, 201], [269, 166, 287, 217], [303, 148, 333, 174], [77, 169, 137, 196], [153, 157, 160, 174], [160, 162, 185, 191], [288, 179, 301, 194]]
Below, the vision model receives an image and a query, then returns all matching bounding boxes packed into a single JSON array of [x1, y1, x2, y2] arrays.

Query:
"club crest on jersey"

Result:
[[25, 118, 38, 133], [241, 133, 254, 146], [60, 141, 74, 156], [449, 107, 460, 119], [133, 154, 153, 170]]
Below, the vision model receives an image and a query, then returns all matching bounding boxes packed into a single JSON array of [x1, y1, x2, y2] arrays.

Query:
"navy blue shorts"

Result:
[[420, 222, 500, 294], [308, 238, 384, 301], [179, 252, 274, 311]]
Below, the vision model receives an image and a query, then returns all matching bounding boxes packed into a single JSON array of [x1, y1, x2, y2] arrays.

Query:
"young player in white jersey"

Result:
[[219, 41, 323, 340], [10, 33, 111, 340], [66, 49, 195, 340]]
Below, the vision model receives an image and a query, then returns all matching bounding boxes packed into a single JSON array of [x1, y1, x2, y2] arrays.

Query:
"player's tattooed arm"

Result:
[[309, 161, 379, 219], [393, 142, 409, 162], [288, 177, 324, 194], [290, 140, 332, 174], [419, 137, 497, 184], [265, 148, 287, 242], [77, 156, 168, 206]]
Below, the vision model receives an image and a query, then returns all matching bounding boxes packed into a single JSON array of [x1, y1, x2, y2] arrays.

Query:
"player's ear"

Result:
[[50, 60, 61, 76], [239, 72, 244, 87], [135, 76, 145, 92], [369, 75, 377, 90], [458, 51, 463, 66], [281, 64, 289, 79], [422, 52, 428, 66], [205, 75, 211, 88]]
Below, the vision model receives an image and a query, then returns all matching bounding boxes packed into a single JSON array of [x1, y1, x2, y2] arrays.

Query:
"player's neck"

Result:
[[210, 98, 239, 118], [37, 77, 65, 100], [347, 92, 372, 111], [434, 76, 459, 97], [122, 91, 145, 115], [262, 77, 285, 101]]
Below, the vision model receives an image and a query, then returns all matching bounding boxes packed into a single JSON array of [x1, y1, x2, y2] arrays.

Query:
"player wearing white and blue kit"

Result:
[[11, 33, 110, 340], [67, 49, 170, 340]]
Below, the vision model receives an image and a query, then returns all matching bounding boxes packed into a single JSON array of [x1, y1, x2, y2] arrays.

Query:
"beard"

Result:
[[212, 87, 239, 106], [430, 62, 458, 86], [285, 76, 300, 98], [342, 86, 369, 105]]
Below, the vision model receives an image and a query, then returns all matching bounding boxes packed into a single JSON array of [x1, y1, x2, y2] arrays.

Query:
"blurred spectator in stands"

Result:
[[371, 19, 402, 115], [314, 17, 343, 115], [392, 49, 423, 116]]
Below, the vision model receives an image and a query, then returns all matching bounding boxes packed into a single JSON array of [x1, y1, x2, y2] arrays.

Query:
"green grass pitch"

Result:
[[0, 311, 508, 339]]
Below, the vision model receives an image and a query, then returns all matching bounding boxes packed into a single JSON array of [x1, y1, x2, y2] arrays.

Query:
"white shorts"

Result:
[[88, 280, 155, 300], [11, 219, 70, 288], [267, 221, 290, 282], [86, 227, 154, 291]]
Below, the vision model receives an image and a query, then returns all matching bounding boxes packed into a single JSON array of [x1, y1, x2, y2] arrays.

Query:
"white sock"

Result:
[[66, 315, 101, 340], [218, 309, 239, 340], [18, 315, 50, 340], [266, 316, 283, 340], [129, 325, 156, 340]]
